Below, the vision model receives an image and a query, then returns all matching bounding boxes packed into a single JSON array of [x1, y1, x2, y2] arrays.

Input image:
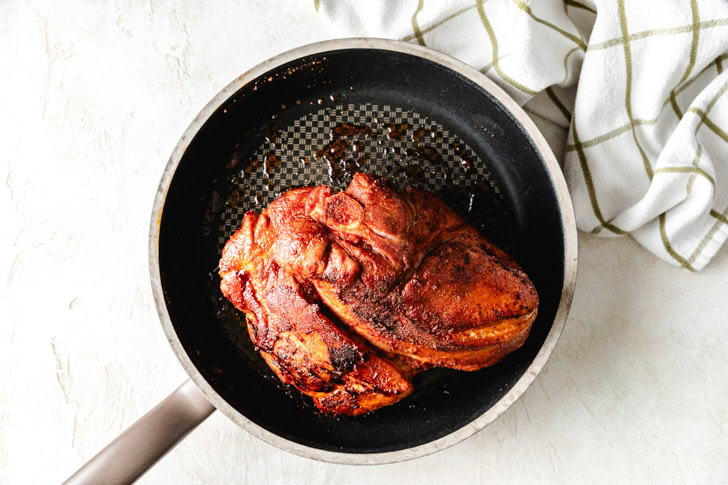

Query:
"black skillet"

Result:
[[64, 39, 577, 484]]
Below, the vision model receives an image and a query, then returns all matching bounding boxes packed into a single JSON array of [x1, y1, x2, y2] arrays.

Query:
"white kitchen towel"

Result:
[[316, 0, 728, 271]]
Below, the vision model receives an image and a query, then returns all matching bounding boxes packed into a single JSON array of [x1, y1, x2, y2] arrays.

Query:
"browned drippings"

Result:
[[320, 138, 349, 165], [262, 153, 280, 178], [314, 123, 374, 183], [316, 124, 373, 162], [344, 159, 360, 174], [331, 123, 374, 139], [306, 119, 479, 194], [406, 147, 443, 166], [244, 158, 261, 173], [412, 128, 427, 143], [324, 157, 344, 182], [386, 123, 409, 140], [397, 163, 426, 180]]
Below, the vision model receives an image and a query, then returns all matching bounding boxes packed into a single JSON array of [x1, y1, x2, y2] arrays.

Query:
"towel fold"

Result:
[[317, 0, 728, 270]]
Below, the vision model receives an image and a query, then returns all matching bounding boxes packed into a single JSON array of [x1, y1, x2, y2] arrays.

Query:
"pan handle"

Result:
[[63, 379, 215, 485]]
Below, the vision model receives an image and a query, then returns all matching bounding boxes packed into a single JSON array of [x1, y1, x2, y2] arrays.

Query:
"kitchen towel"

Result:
[[316, 0, 728, 271]]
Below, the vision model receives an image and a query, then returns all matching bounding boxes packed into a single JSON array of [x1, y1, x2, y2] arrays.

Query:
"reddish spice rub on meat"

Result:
[[219, 172, 538, 415]]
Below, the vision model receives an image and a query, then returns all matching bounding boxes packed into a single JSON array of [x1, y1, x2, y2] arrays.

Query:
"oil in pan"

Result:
[[217, 101, 506, 251]]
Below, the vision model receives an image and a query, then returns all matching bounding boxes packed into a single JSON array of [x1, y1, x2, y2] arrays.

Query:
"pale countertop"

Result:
[[2, 2, 727, 484]]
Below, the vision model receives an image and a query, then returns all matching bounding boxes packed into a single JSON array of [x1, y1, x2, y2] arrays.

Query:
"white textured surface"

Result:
[[1, 2, 727, 483]]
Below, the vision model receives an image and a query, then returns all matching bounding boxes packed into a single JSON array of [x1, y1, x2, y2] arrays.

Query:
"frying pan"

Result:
[[65, 38, 577, 484]]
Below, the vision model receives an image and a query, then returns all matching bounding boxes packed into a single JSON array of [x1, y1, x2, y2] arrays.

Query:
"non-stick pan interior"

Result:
[[158, 48, 565, 454]]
